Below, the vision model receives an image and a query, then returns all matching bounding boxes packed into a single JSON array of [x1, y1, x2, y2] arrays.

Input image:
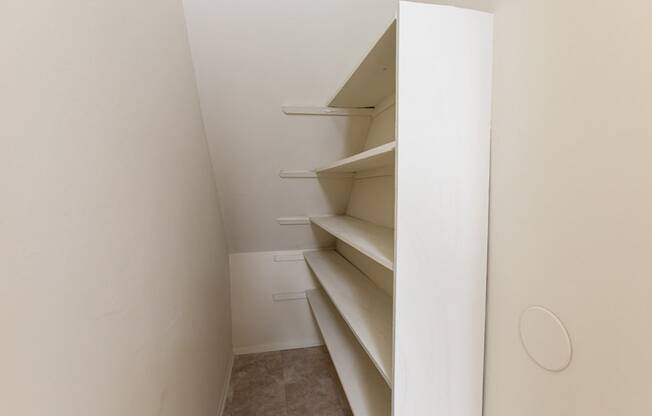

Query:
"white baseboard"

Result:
[[233, 340, 324, 355], [216, 354, 234, 416]]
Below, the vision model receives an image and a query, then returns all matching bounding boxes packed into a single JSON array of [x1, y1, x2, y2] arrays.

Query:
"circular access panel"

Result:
[[519, 306, 572, 372]]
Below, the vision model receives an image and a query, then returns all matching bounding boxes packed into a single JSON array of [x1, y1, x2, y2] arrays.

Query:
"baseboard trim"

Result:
[[233, 340, 324, 355], [216, 354, 234, 416]]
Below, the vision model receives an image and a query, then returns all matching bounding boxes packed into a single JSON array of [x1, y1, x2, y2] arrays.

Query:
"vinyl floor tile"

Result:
[[223, 346, 351, 416]]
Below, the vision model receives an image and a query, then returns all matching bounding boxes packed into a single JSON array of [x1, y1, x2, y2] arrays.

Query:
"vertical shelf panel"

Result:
[[393, 3, 493, 416]]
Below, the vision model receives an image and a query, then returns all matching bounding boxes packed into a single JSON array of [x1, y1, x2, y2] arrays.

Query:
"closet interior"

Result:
[[281, 2, 494, 415]]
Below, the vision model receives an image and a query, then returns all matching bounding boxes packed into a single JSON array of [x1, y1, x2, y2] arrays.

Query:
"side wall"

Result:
[[484, 1, 652, 414], [0, 1, 232, 415]]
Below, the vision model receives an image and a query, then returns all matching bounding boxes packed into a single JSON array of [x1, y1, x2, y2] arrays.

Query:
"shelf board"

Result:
[[307, 289, 391, 416], [305, 250, 393, 386], [329, 20, 396, 108], [316, 142, 396, 174], [309, 215, 394, 270]]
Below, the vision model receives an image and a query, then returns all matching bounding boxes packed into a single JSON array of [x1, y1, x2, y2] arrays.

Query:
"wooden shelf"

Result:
[[307, 289, 391, 416], [309, 215, 394, 270], [305, 250, 393, 385], [316, 142, 395, 174], [329, 21, 396, 108]]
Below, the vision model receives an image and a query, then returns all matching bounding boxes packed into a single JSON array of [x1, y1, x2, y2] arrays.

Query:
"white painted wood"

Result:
[[279, 170, 354, 179], [279, 170, 319, 178], [272, 291, 307, 302], [316, 142, 396, 174], [337, 80, 396, 301], [282, 106, 374, 117], [305, 250, 393, 385], [364, 102, 395, 150], [346, 176, 395, 229], [336, 241, 394, 296], [309, 215, 394, 270], [276, 217, 310, 226], [329, 21, 397, 108], [354, 166, 394, 180], [306, 289, 391, 416], [371, 95, 395, 118], [393, 3, 493, 416], [273, 253, 306, 262]]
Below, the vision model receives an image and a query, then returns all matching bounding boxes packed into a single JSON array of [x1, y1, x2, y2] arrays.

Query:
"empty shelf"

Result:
[[305, 250, 392, 385], [316, 142, 395, 174], [307, 289, 391, 416], [329, 21, 396, 108], [310, 215, 394, 270]]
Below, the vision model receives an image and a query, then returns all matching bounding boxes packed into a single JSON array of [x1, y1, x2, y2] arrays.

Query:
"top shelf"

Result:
[[329, 20, 396, 108]]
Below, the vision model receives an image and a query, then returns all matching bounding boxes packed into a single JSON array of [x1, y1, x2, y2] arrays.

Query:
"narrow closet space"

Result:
[[10, 0, 652, 415], [225, 21, 397, 416], [221, 2, 493, 415]]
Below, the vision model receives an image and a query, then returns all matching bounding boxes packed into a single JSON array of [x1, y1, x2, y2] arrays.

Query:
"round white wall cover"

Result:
[[519, 306, 572, 372]]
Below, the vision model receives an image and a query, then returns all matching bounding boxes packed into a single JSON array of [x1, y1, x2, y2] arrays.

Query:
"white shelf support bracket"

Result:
[[276, 217, 311, 225], [279, 170, 318, 178], [279, 170, 354, 179], [273, 253, 306, 262], [272, 291, 309, 302], [282, 106, 374, 117]]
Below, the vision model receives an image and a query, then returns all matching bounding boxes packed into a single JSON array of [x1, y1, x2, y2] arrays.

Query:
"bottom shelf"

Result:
[[306, 289, 391, 416]]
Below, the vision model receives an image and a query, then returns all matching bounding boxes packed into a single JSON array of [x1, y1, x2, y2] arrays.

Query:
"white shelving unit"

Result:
[[285, 3, 493, 415], [306, 289, 391, 416], [309, 215, 394, 270], [304, 250, 392, 385]]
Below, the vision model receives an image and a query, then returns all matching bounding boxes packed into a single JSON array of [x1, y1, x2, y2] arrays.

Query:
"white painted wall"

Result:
[[0, 1, 232, 415], [229, 251, 323, 354], [485, 0, 652, 414]]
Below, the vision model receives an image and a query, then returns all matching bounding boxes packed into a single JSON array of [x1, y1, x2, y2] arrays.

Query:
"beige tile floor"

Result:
[[223, 346, 353, 416]]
